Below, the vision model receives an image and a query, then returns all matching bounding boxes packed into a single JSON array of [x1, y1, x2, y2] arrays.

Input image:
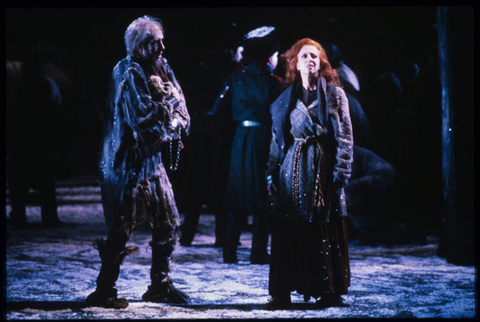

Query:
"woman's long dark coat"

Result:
[[266, 76, 353, 299], [266, 76, 353, 222]]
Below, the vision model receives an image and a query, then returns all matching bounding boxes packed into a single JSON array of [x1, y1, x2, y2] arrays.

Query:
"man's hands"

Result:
[[171, 86, 180, 100], [148, 75, 179, 100], [153, 138, 168, 146]]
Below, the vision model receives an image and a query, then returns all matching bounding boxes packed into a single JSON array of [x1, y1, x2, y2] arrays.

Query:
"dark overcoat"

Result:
[[213, 62, 281, 211]]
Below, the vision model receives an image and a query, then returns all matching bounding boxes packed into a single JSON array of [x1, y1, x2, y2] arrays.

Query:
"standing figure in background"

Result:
[[213, 26, 282, 265], [324, 43, 372, 150], [7, 44, 71, 228], [179, 22, 245, 247], [86, 16, 190, 309], [265, 38, 353, 309]]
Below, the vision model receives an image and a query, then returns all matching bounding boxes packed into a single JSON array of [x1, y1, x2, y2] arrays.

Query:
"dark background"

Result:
[[6, 6, 440, 168], [5, 6, 442, 215], [7, 6, 439, 104], [5, 6, 475, 264]]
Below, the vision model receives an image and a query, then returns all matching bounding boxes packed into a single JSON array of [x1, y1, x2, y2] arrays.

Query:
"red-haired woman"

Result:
[[265, 38, 353, 309]]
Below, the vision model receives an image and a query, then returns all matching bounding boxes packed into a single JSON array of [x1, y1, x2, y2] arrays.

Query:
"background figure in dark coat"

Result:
[[324, 43, 373, 150], [266, 38, 353, 309], [360, 57, 441, 243], [345, 146, 397, 243], [213, 26, 282, 265], [345, 146, 428, 246], [6, 43, 73, 228], [179, 23, 245, 247]]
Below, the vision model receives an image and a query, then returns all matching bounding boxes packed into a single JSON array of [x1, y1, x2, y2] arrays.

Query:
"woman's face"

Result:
[[296, 45, 321, 79]]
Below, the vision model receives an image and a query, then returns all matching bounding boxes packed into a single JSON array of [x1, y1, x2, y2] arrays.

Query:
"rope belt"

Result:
[[292, 136, 325, 217], [239, 120, 262, 127]]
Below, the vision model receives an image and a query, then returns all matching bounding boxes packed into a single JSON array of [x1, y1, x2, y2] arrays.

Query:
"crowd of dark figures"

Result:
[[6, 15, 445, 309]]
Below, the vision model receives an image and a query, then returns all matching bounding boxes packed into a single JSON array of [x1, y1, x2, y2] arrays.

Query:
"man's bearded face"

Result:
[[144, 28, 165, 68]]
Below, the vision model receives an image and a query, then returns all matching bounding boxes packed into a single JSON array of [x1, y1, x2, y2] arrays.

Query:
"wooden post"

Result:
[[436, 6, 474, 266]]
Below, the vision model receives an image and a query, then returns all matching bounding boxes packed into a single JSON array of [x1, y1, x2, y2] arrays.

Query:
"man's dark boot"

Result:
[[214, 209, 227, 247], [86, 231, 137, 309], [7, 209, 27, 227], [143, 230, 189, 303], [264, 293, 292, 310], [316, 293, 350, 308], [223, 211, 243, 263], [8, 179, 28, 227], [40, 178, 62, 228], [179, 211, 200, 246], [250, 210, 270, 264]]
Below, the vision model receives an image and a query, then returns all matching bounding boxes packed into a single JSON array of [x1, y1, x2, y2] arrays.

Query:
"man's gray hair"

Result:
[[124, 15, 164, 58]]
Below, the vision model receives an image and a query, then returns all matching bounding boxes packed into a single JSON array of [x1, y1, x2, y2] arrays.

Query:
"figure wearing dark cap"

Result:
[[179, 23, 246, 248], [213, 26, 282, 264]]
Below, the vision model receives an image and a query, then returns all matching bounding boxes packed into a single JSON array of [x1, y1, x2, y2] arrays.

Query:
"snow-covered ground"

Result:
[[5, 179, 476, 319]]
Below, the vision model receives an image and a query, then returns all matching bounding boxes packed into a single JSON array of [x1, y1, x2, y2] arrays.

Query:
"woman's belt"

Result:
[[294, 135, 330, 145], [292, 135, 326, 217]]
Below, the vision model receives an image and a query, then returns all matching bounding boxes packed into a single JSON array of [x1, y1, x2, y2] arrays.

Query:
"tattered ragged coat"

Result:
[[98, 56, 190, 235]]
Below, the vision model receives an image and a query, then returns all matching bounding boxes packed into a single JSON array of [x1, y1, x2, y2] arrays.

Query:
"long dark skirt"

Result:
[[222, 124, 271, 211], [269, 216, 350, 300], [180, 115, 233, 210]]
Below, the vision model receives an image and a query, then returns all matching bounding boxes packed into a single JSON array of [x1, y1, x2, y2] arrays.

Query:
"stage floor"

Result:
[[5, 178, 476, 319]]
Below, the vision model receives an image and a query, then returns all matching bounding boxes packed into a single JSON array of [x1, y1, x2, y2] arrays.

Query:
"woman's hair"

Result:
[[124, 15, 164, 59], [282, 38, 340, 87]]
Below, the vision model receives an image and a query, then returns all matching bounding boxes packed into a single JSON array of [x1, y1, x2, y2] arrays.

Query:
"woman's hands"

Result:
[[267, 183, 278, 197]]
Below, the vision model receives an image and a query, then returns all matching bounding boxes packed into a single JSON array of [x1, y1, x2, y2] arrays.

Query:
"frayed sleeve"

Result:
[[329, 86, 354, 187], [266, 125, 282, 185]]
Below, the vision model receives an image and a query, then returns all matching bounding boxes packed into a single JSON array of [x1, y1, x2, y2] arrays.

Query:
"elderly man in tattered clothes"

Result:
[[86, 15, 190, 309]]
